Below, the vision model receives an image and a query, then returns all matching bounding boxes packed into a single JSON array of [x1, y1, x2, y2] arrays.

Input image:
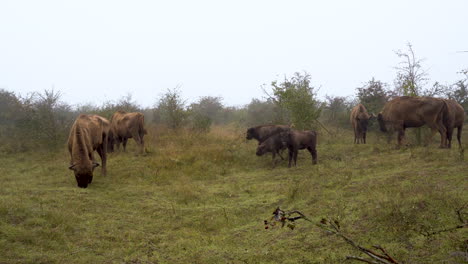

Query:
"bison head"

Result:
[[69, 162, 99, 188], [377, 113, 387, 132], [246, 127, 255, 140]]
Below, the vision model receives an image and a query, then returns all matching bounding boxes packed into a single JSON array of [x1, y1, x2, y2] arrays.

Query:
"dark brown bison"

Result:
[[247, 124, 291, 162], [444, 99, 465, 148], [246, 124, 291, 143], [377, 96, 449, 147], [108, 111, 147, 153], [255, 133, 288, 165], [350, 104, 373, 144], [282, 130, 318, 167], [68, 114, 110, 188]]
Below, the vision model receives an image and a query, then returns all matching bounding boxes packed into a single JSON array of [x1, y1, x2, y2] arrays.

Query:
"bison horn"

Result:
[[68, 164, 76, 170], [92, 162, 100, 168]]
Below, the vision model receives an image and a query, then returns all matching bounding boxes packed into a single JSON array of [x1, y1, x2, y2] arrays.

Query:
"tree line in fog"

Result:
[[0, 44, 467, 153]]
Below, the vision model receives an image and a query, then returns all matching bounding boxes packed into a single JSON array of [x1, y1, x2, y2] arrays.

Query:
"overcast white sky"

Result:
[[0, 0, 467, 108]]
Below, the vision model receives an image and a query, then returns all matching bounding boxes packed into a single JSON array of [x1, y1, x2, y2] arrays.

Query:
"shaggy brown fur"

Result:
[[68, 114, 110, 188], [108, 111, 147, 153], [377, 96, 449, 147], [282, 130, 317, 167], [350, 104, 372, 144], [444, 99, 465, 148]]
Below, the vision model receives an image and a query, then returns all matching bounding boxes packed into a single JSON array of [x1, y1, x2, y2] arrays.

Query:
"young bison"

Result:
[[283, 130, 318, 167], [255, 133, 288, 165]]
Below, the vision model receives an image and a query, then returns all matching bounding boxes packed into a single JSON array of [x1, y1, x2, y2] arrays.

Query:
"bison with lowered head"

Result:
[[108, 111, 147, 154], [247, 124, 291, 162], [282, 130, 318, 167], [255, 132, 288, 165], [350, 104, 373, 144], [377, 96, 449, 147], [444, 99, 465, 148], [68, 114, 110, 188]]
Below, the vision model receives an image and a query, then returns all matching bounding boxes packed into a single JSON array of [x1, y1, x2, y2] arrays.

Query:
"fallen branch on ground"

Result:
[[264, 207, 400, 264]]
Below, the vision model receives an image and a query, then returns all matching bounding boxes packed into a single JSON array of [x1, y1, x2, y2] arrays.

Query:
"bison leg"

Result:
[[363, 132, 367, 144], [293, 149, 298, 167], [96, 145, 107, 176], [288, 148, 294, 168], [457, 126, 463, 148], [122, 138, 128, 151], [133, 134, 145, 154], [397, 129, 405, 147], [307, 147, 317, 165]]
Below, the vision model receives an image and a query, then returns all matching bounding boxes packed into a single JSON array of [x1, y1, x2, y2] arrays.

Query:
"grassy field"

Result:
[[0, 125, 467, 263]]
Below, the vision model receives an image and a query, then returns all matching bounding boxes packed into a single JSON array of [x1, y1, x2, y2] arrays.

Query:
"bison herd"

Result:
[[68, 111, 146, 188], [67, 96, 465, 188]]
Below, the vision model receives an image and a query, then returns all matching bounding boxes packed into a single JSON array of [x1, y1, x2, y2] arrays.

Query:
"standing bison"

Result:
[[444, 99, 465, 148], [68, 114, 110, 188], [350, 104, 373, 144], [247, 124, 291, 162], [108, 111, 147, 154], [246, 124, 291, 143], [377, 96, 449, 147], [282, 130, 318, 167]]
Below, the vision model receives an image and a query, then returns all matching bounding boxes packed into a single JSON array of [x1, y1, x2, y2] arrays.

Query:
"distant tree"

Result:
[[189, 96, 224, 125], [244, 98, 279, 126], [322, 95, 352, 127], [265, 72, 322, 130], [154, 87, 187, 129], [97, 94, 141, 119], [446, 69, 468, 114], [394, 43, 428, 96], [356, 78, 391, 114]]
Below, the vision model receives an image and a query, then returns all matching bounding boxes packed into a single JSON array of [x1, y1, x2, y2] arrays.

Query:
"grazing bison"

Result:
[[247, 124, 291, 162], [350, 104, 373, 144], [377, 96, 449, 147], [68, 114, 110, 188], [108, 111, 147, 153], [444, 99, 465, 148], [282, 130, 318, 167], [255, 133, 288, 165]]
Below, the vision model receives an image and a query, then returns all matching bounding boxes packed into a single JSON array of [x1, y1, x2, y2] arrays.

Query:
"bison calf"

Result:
[[255, 133, 288, 165], [283, 130, 318, 167], [350, 104, 373, 144]]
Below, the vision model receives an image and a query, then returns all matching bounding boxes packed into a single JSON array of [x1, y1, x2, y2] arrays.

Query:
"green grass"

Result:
[[1, 125, 467, 263]]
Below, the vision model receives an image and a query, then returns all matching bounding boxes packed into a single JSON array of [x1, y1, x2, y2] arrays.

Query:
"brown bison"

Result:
[[350, 104, 373, 144], [377, 96, 449, 147], [247, 124, 291, 162], [255, 132, 288, 165], [68, 114, 110, 188], [108, 111, 147, 153], [444, 99, 465, 148], [282, 130, 318, 167]]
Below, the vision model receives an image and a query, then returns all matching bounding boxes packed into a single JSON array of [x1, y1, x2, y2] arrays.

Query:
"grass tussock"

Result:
[[0, 125, 467, 263]]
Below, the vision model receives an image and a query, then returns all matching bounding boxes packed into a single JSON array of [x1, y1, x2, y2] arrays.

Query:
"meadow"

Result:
[[0, 125, 467, 263]]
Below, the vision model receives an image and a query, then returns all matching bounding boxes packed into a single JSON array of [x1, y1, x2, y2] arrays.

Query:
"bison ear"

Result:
[[92, 162, 100, 168], [68, 164, 76, 171]]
